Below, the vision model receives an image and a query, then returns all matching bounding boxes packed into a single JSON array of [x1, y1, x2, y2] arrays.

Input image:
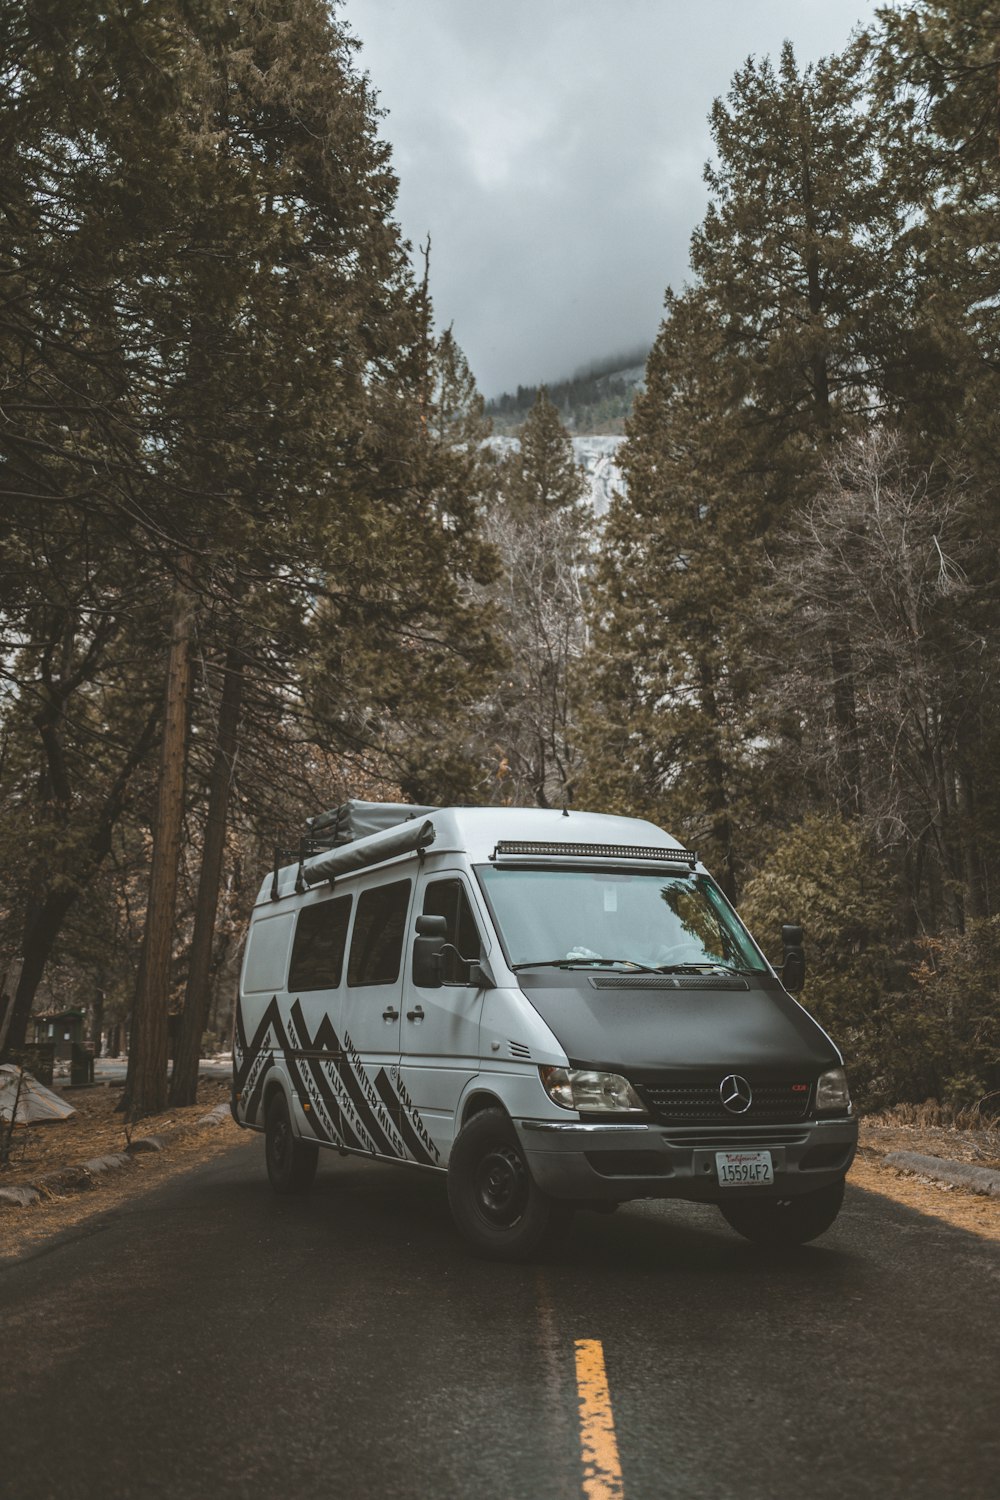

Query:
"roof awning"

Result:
[[302, 817, 437, 885]]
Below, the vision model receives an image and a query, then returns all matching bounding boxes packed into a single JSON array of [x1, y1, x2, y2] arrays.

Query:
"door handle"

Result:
[[382, 1006, 399, 1023], [406, 1005, 425, 1023]]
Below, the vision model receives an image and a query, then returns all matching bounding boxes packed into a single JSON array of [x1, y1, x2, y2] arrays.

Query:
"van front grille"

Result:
[[640, 1078, 812, 1125]]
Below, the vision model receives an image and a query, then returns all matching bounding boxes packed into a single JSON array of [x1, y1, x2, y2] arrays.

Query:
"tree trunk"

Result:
[[828, 626, 863, 820], [124, 563, 195, 1118], [169, 645, 244, 1106], [937, 741, 965, 933], [957, 762, 987, 920], [1, 708, 160, 1058], [92, 980, 105, 1057], [2, 891, 77, 1058], [801, 146, 865, 825], [0, 959, 23, 1053]]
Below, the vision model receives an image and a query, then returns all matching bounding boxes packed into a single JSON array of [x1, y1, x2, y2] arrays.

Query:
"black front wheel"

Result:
[[265, 1089, 318, 1195], [719, 1179, 845, 1246], [447, 1108, 573, 1261]]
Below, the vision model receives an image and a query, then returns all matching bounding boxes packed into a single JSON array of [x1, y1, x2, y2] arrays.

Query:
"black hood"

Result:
[[518, 971, 840, 1075]]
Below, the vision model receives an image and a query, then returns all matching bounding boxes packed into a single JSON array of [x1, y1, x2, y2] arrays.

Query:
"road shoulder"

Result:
[[0, 1079, 255, 1261], [854, 1118, 1000, 1243]]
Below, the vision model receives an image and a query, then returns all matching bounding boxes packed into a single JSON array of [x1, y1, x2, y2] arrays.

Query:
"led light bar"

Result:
[[491, 840, 698, 866]]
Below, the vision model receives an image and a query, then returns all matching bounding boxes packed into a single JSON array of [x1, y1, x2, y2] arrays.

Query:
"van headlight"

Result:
[[815, 1067, 852, 1115], [539, 1066, 646, 1114]]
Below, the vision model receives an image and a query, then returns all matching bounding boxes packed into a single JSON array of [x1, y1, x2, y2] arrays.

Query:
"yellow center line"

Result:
[[575, 1338, 625, 1500]]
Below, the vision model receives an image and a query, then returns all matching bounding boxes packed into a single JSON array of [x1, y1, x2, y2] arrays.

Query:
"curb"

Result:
[[0, 1102, 232, 1211], [882, 1151, 1000, 1199]]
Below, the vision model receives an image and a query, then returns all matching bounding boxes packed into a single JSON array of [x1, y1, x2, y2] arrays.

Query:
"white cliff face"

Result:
[[571, 435, 625, 519], [486, 434, 626, 518]]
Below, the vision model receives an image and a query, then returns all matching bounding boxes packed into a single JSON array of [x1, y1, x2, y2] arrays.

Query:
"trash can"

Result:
[[70, 1042, 95, 1086]]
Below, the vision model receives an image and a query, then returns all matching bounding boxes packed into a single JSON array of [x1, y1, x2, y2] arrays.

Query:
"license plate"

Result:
[[716, 1150, 774, 1187]]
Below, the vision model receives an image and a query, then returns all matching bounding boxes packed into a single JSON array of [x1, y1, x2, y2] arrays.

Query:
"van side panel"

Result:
[[235, 881, 445, 1169], [399, 870, 488, 1160], [233, 991, 283, 1127]]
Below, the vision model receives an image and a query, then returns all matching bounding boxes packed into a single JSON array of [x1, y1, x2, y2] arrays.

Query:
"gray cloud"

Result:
[[345, 0, 879, 397]]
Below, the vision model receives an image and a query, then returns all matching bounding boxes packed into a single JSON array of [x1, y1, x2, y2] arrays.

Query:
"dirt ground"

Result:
[[854, 1114, 1000, 1244], [0, 1078, 256, 1261], [2, 1084, 1000, 1260], [1, 1076, 234, 1180]]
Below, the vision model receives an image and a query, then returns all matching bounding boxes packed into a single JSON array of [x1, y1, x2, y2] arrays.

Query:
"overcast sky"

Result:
[[344, 0, 881, 398]]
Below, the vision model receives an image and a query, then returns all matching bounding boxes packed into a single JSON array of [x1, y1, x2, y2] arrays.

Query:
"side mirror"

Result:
[[416, 915, 448, 937], [413, 914, 448, 988], [780, 923, 806, 994]]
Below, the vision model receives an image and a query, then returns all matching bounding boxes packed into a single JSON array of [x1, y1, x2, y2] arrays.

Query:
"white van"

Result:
[[233, 801, 856, 1259]]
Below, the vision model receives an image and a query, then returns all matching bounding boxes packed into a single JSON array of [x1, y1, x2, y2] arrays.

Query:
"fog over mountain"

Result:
[[345, 0, 880, 396], [486, 350, 647, 436]]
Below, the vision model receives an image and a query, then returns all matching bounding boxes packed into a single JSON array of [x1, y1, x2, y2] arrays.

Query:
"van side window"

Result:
[[347, 880, 411, 986], [288, 895, 352, 992], [421, 879, 482, 984]]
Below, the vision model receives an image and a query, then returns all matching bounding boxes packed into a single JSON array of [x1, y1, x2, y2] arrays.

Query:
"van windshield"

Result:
[[476, 867, 768, 974]]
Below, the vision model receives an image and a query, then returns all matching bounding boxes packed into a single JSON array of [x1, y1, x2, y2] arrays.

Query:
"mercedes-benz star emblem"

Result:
[[720, 1073, 753, 1113]]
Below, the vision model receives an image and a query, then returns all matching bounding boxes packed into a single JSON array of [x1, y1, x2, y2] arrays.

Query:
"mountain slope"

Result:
[[486, 351, 647, 436]]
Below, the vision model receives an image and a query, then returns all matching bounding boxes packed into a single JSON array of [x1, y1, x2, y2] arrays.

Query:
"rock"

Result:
[[83, 1153, 134, 1177], [0, 1185, 41, 1208], [883, 1151, 1000, 1197], [36, 1165, 94, 1195], [126, 1134, 167, 1154], [196, 1104, 229, 1127]]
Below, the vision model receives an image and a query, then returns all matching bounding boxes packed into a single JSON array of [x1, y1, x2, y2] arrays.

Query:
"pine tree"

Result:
[[694, 42, 911, 441], [865, 2, 1000, 925], [579, 291, 762, 896], [581, 42, 918, 884], [298, 321, 500, 808], [873, 3, 1000, 486], [505, 389, 586, 516], [1, 0, 501, 1110]]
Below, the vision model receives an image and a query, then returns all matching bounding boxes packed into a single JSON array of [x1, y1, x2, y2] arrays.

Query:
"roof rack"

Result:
[[305, 799, 437, 850], [301, 817, 436, 888], [269, 800, 439, 900], [490, 840, 698, 867]]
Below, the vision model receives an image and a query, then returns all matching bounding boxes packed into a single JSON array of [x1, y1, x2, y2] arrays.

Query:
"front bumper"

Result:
[[514, 1115, 857, 1203]]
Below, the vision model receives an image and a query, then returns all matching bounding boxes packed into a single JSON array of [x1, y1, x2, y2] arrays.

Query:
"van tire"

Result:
[[447, 1108, 573, 1261], [719, 1179, 845, 1246], [265, 1089, 318, 1195]]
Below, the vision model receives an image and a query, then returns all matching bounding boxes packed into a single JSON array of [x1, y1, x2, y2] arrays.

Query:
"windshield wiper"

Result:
[[511, 957, 659, 973]]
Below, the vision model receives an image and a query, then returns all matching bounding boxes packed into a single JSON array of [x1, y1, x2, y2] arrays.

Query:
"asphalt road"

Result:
[[3, 1139, 998, 1500]]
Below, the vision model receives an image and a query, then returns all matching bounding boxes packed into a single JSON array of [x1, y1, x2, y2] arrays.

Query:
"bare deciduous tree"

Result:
[[769, 429, 991, 932], [480, 494, 589, 808]]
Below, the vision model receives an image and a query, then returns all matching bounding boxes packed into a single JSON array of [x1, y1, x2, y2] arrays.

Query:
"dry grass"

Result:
[[0, 1076, 234, 1184], [856, 1111, 1000, 1244], [859, 1104, 1000, 1172]]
